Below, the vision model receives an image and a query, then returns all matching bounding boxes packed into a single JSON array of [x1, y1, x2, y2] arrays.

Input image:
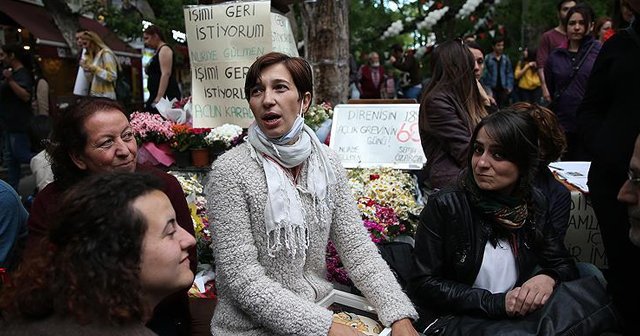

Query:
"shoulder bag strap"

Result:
[[552, 42, 595, 102]]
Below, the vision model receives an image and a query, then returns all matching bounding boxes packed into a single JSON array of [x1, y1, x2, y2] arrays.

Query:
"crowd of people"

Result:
[[1, 1, 640, 336]]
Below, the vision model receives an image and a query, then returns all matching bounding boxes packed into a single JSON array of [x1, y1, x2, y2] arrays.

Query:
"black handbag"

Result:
[[423, 276, 620, 336]]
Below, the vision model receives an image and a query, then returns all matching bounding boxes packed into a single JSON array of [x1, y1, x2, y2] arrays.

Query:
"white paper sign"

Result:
[[271, 12, 298, 57], [184, 1, 271, 128], [329, 104, 426, 169]]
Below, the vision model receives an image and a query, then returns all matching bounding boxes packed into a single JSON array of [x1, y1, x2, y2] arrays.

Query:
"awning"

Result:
[[0, 0, 140, 57]]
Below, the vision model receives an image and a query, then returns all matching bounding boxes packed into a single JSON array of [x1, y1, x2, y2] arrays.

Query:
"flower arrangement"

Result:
[[129, 111, 175, 145], [358, 197, 405, 243], [305, 102, 334, 131], [205, 123, 244, 151], [170, 125, 211, 151], [348, 168, 423, 237], [326, 240, 352, 286], [170, 172, 215, 298]]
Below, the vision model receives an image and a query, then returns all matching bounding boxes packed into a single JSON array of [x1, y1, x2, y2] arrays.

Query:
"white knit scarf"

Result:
[[247, 122, 336, 259]]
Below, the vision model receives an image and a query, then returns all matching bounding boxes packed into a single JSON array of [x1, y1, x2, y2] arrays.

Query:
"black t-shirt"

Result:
[[0, 67, 33, 132]]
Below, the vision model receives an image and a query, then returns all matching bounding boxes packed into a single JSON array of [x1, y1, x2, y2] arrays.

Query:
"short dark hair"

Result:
[[468, 109, 540, 190], [465, 41, 483, 53], [144, 25, 166, 42], [1, 44, 32, 69], [563, 3, 594, 27], [391, 43, 403, 53], [244, 52, 313, 103], [492, 36, 505, 46], [48, 97, 127, 190], [0, 172, 163, 325], [557, 0, 577, 12]]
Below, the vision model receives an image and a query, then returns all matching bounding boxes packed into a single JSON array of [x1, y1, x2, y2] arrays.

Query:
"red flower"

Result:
[[370, 174, 380, 180]]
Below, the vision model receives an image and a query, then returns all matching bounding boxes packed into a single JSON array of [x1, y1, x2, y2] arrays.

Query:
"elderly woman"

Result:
[[408, 110, 579, 328], [25, 98, 196, 336], [419, 39, 487, 190], [1, 173, 195, 335], [206, 52, 418, 335]]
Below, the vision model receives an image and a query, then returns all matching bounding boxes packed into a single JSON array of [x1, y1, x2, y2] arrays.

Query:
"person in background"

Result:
[[481, 37, 514, 108], [466, 40, 497, 110], [206, 52, 418, 335], [73, 29, 90, 97], [538, 0, 577, 104], [348, 53, 360, 99], [390, 43, 422, 100], [143, 25, 181, 112], [594, 16, 614, 43], [357, 51, 385, 99], [0, 44, 34, 192], [409, 110, 579, 331], [419, 40, 487, 190], [0, 172, 195, 335], [577, 0, 640, 333], [545, 3, 601, 161], [0, 179, 28, 271], [24, 98, 196, 336], [80, 31, 117, 100], [514, 48, 542, 104], [618, 133, 640, 247]]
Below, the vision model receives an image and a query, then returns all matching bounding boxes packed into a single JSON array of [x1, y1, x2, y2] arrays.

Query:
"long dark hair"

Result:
[[0, 172, 162, 325], [421, 40, 486, 130], [467, 109, 540, 194], [47, 98, 128, 190]]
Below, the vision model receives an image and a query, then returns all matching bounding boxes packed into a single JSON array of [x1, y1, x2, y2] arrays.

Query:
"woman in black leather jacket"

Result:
[[408, 110, 578, 321]]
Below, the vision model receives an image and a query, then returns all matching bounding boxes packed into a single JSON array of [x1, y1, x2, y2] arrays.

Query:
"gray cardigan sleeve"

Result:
[[325, 147, 419, 326], [207, 151, 333, 335]]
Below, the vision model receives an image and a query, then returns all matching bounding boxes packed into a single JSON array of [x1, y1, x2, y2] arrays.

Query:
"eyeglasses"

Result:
[[628, 169, 640, 187]]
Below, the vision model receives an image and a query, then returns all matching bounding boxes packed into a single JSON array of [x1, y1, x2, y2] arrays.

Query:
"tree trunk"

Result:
[[301, 1, 350, 106], [42, 0, 81, 56]]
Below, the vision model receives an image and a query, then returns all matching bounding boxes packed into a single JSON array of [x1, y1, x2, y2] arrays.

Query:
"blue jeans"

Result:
[[402, 84, 422, 100], [3, 132, 33, 191]]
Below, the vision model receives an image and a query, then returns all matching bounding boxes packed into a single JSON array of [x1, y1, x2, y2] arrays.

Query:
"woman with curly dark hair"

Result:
[[23, 97, 196, 336], [0, 172, 196, 335]]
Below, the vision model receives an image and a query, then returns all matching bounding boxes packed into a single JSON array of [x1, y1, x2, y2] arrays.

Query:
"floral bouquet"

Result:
[[130, 111, 175, 145], [326, 240, 352, 286], [130, 111, 176, 167], [305, 102, 334, 130], [170, 172, 215, 298], [305, 102, 334, 144], [358, 197, 406, 243], [204, 123, 244, 152], [348, 168, 423, 238], [170, 125, 211, 152]]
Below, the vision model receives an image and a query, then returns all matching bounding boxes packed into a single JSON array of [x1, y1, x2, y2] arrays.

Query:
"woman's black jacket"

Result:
[[407, 187, 579, 319]]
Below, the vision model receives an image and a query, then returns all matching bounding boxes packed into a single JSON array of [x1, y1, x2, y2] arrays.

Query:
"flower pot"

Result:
[[173, 150, 191, 168], [191, 148, 210, 168]]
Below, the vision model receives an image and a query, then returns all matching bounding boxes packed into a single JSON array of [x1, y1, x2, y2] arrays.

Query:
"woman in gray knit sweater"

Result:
[[205, 52, 418, 335]]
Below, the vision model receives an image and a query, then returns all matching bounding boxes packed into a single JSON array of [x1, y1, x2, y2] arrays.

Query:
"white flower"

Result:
[[205, 123, 243, 147]]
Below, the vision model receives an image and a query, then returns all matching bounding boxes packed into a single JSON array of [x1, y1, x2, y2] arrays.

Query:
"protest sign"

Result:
[[329, 104, 426, 170]]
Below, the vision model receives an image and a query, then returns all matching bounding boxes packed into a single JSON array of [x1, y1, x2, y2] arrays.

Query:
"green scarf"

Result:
[[463, 172, 528, 230]]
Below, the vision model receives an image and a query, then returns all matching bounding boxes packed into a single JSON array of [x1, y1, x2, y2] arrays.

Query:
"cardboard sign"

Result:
[[329, 104, 426, 169], [565, 190, 607, 269], [185, 1, 295, 128]]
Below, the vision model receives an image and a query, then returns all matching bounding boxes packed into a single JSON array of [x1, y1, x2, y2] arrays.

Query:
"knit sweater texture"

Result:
[[206, 142, 417, 335]]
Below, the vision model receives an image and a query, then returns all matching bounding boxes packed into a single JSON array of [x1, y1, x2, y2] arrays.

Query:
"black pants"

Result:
[[588, 162, 640, 335]]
